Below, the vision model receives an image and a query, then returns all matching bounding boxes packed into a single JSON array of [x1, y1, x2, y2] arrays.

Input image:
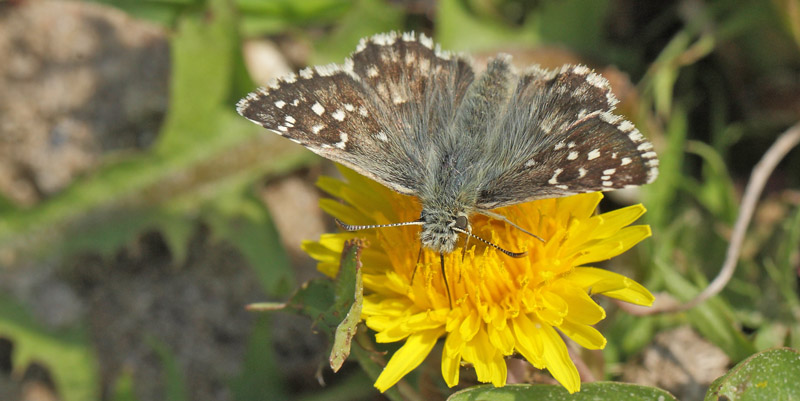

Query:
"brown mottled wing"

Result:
[[236, 32, 474, 195], [476, 65, 659, 209]]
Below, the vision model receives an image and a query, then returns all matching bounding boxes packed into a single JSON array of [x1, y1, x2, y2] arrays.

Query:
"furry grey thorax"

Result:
[[418, 56, 516, 254]]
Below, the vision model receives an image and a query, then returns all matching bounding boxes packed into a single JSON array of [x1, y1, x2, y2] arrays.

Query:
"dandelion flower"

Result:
[[302, 165, 655, 393]]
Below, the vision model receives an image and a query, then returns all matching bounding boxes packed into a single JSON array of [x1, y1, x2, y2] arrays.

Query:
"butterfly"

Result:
[[237, 32, 658, 301]]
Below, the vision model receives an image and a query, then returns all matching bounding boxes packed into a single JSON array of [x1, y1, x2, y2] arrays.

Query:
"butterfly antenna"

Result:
[[335, 218, 428, 284], [452, 227, 527, 258], [479, 210, 545, 243], [334, 218, 424, 231], [440, 253, 453, 309]]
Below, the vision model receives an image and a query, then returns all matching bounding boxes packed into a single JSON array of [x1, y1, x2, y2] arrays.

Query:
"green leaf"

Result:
[[684, 140, 738, 224], [110, 370, 139, 401], [437, 0, 539, 52], [350, 330, 407, 401], [248, 241, 364, 374], [88, 0, 195, 27], [329, 240, 364, 372], [283, 278, 337, 323], [705, 348, 800, 400], [310, 0, 404, 64], [205, 189, 294, 296], [229, 315, 288, 401], [448, 382, 678, 401], [157, 0, 238, 153], [266, 240, 363, 337], [644, 106, 688, 230], [533, 0, 611, 55], [657, 259, 757, 361], [147, 336, 188, 401], [0, 295, 98, 401], [238, 0, 354, 36]]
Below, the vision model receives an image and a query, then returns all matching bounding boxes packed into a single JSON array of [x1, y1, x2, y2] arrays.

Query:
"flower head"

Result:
[[303, 166, 654, 393]]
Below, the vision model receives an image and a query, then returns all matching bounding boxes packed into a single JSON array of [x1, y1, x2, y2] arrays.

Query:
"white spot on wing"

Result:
[[572, 65, 591, 75], [334, 132, 348, 149], [588, 149, 601, 160], [311, 124, 324, 134], [600, 112, 622, 125], [548, 168, 563, 185], [619, 120, 635, 132], [392, 93, 408, 105], [374, 131, 388, 142], [332, 109, 346, 121], [420, 34, 433, 49], [274, 100, 286, 109], [567, 151, 579, 160], [587, 72, 608, 89], [312, 102, 325, 116], [366, 65, 379, 78], [621, 157, 632, 166]]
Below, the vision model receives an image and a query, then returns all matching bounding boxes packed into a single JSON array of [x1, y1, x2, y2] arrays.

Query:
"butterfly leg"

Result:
[[411, 246, 424, 283], [440, 253, 453, 309]]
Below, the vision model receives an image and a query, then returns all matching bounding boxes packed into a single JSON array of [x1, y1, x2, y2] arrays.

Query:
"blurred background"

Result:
[[0, 0, 799, 400]]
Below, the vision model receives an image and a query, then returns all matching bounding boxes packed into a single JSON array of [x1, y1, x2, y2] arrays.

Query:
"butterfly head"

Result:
[[419, 209, 470, 254]]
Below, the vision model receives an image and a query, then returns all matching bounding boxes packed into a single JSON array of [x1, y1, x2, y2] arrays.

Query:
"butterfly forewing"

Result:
[[237, 32, 475, 196], [476, 65, 658, 208]]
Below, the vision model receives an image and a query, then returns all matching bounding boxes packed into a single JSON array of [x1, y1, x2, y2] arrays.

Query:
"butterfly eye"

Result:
[[454, 215, 469, 230]]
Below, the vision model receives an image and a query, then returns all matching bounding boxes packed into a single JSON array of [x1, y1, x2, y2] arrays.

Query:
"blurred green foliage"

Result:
[[0, 0, 799, 399]]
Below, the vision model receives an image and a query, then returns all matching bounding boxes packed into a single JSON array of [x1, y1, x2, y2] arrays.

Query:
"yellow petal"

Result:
[[511, 314, 545, 368], [374, 328, 444, 392], [556, 282, 606, 325], [559, 319, 607, 350], [461, 329, 507, 387], [459, 312, 481, 343], [488, 323, 516, 355], [540, 324, 581, 393], [570, 267, 655, 306], [591, 204, 646, 239], [442, 335, 462, 387], [572, 225, 652, 266], [556, 192, 603, 221], [319, 198, 370, 223]]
